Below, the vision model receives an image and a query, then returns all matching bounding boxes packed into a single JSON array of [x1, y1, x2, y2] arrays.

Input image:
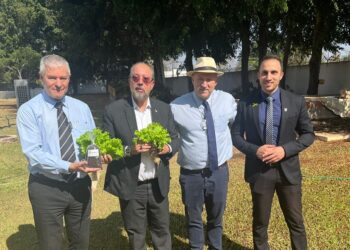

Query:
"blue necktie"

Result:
[[265, 96, 274, 144], [203, 101, 218, 171]]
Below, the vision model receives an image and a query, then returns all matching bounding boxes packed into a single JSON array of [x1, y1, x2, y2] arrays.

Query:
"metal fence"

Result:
[[0, 83, 15, 91]]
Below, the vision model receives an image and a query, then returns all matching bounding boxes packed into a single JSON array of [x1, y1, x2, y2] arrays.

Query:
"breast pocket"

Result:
[[214, 114, 229, 132], [71, 119, 91, 137]]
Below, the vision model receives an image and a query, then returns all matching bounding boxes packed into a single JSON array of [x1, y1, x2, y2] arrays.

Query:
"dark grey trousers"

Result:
[[119, 179, 171, 250], [250, 167, 307, 250], [28, 174, 92, 250]]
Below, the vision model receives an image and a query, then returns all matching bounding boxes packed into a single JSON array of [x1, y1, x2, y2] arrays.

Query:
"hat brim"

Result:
[[187, 70, 224, 77]]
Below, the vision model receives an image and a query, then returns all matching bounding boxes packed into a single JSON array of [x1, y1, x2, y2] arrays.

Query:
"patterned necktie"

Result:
[[203, 101, 218, 171], [56, 102, 76, 163], [265, 96, 274, 144]]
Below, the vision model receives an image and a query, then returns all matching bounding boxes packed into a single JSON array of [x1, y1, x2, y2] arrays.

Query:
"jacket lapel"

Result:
[[150, 99, 160, 123], [249, 92, 264, 142], [125, 97, 138, 136], [279, 89, 288, 139]]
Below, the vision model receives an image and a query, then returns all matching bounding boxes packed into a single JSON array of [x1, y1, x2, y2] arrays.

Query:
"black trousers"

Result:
[[28, 174, 92, 250], [250, 167, 307, 250], [119, 179, 171, 250]]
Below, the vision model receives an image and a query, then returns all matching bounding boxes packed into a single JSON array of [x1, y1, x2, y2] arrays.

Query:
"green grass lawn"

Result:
[[1, 140, 349, 250], [1, 96, 349, 249]]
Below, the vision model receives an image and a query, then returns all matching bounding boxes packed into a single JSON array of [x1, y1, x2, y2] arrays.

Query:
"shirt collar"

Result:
[[260, 88, 280, 102], [131, 96, 151, 111], [42, 90, 67, 109], [192, 90, 216, 107]]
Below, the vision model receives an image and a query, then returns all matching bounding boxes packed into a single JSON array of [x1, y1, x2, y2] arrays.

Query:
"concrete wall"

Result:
[[1, 61, 350, 98], [165, 61, 350, 96], [0, 91, 15, 98]]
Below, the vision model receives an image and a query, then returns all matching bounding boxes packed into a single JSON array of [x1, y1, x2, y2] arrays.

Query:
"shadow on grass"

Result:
[[7, 212, 250, 250], [6, 224, 38, 250], [169, 212, 251, 250]]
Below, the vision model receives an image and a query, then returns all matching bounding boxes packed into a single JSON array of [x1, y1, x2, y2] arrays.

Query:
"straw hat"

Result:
[[187, 57, 224, 77]]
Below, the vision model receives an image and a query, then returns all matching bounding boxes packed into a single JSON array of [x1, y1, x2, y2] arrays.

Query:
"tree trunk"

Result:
[[281, 20, 292, 90], [257, 10, 268, 63], [184, 47, 194, 92], [240, 19, 251, 97], [153, 51, 165, 92], [307, 1, 330, 95]]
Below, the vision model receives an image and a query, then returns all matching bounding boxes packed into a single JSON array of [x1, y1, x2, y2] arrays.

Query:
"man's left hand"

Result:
[[151, 145, 170, 156], [261, 146, 285, 164]]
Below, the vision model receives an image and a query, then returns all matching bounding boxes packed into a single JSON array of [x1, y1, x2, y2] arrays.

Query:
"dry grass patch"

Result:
[[1, 140, 349, 249], [1, 95, 349, 249]]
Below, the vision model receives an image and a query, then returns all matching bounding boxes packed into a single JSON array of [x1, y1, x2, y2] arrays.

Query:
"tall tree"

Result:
[[280, 0, 313, 89], [307, 0, 335, 95], [307, 0, 350, 95], [0, 0, 59, 82]]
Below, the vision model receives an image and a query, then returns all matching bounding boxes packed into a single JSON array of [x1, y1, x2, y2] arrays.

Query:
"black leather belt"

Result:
[[30, 173, 85, 185], [137, 178, 157, 185], [61, 172, 77, 183], [180, 162, 227, 175], [180, 168, 211, 175], [267, 163, 281, 167]]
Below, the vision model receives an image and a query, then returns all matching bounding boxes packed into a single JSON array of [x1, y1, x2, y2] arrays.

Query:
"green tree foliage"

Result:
[[1, 0, 348, 96], [0, 0, 60, 83]]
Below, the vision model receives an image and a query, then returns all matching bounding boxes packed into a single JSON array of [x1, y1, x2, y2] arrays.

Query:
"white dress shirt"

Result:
[[132, 97, 157, 181]]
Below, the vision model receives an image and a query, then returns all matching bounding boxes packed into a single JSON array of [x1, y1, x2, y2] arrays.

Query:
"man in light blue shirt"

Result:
[[171, 57, 237, 250], [17, 54, 100, 250]]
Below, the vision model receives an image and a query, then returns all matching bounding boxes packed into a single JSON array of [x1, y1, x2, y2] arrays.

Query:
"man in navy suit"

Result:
[[232, 55, 314, 250]]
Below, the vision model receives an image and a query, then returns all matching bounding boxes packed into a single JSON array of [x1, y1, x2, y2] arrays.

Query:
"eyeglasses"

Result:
[[131, 75, 153, 85]]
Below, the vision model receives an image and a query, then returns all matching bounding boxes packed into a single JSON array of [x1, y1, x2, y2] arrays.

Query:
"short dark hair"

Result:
[[259, 55, 283, 71]]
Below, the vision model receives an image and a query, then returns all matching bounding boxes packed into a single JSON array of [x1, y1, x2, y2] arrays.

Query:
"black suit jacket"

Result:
[[103, 97, 180, 200], [232, 89, 315, 185]]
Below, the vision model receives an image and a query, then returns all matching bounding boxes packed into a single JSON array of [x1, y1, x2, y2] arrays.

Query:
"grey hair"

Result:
[[39, 54, 71, 77], [129, 62, 154, 79]]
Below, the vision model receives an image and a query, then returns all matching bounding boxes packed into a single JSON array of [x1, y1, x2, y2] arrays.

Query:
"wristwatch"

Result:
[[124, 146, 131, 157]]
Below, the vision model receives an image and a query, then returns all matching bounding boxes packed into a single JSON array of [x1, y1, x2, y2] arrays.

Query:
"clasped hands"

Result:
[[256, 144, 285, 165], [101, 143, 170, 164]]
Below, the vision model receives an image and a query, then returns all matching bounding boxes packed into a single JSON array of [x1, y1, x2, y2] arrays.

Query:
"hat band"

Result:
[[194, 66, 218, 71]]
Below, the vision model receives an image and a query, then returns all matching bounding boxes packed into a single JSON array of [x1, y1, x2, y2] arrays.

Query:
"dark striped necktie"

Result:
[[55, 102, 76, 163], [265, 96, 274, 144]]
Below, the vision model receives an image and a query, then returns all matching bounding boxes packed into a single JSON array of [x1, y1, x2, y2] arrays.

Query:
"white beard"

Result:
[[132, 91, 148, 102]]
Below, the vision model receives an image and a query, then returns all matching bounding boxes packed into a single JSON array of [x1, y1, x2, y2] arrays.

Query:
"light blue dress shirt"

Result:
[[170, 90, 237, 170], [17, 91, 95, 180]]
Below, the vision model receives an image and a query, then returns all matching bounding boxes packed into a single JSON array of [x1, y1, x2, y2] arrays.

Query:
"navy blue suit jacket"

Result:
[[231, 89, 315, 185]]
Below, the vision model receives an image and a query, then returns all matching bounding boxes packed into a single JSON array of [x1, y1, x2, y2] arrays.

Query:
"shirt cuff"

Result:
[[167, 144, 172, 153]]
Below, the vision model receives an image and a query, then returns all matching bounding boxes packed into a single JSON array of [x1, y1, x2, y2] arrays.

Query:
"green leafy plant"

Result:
[[76, 128, 124, 159], [133, 123, 171, 150]]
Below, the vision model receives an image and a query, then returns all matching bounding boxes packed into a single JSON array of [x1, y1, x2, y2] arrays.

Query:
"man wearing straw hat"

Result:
[[171, 57, 237, 249]]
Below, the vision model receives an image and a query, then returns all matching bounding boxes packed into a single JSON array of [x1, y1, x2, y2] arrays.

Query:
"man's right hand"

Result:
[[132, 143, 152, 155], [256, 144, 285, 164]]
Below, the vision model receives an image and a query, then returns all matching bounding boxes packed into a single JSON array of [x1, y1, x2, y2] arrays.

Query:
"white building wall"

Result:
[[165, 61, 350, 97]]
